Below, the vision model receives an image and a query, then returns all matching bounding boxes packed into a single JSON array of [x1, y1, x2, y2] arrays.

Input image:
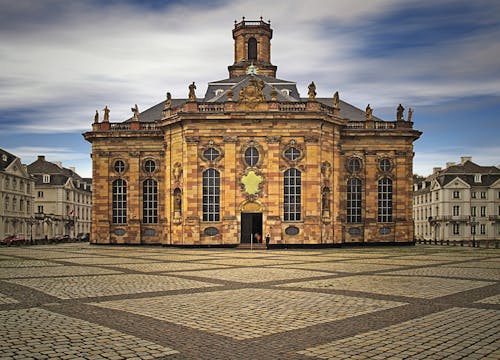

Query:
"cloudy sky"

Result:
[[1, 0, 499, 178]]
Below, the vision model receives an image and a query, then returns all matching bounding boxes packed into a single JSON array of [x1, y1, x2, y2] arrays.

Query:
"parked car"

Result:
[[76, 232, 90, 241], [1, 235, 27, 246], [53, 234, 70, 242]]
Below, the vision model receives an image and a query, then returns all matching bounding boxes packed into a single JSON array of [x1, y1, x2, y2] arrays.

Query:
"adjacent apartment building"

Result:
[[0, 148, 35, 240], [414, 157, 500, 242], [27, 156, 92, 239]]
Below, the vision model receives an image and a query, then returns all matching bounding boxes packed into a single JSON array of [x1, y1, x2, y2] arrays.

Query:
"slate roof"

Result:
[[0, 148, 17, 172], [27, 156, 91, 192], [122, 73, 383, 123], [415, 160, 500, 194]]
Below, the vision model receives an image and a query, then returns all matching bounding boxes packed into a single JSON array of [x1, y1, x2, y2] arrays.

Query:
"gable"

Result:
[[5, 158, 30, 178], [443, 176, 470, 189]]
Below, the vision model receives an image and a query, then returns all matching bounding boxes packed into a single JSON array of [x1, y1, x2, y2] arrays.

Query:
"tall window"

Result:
[[453, 191, 460, 199], [378, 178, 393, 222], [112, 179, 127, 224], [347, 178, 362, 223], [143, 179, 158, 224], [480, 224, 486, 235], [480, 206, 486, 217], [248, 37, 257, 60], [284, 168, 301, 221], [471, 206, 477, 217], [453, 223, 460, 235], [202, 169, 220, 222], [453, 205, 460, 216]]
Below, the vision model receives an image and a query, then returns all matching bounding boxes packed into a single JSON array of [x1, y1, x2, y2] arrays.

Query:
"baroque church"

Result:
[[84, 18, 421, 246]]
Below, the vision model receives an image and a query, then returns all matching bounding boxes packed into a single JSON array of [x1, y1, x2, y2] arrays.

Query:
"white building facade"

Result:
[[414, 157, 500, 243], [0, 148, 35, 240], [28, 156, 92, 239]]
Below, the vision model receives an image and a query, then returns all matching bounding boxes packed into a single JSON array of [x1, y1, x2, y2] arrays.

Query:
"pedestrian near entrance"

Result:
[[265, 232, 271, 249], [255, 233, 262, 243]]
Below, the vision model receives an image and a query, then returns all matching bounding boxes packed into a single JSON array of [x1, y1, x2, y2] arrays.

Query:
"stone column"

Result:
[[92, 150, 110, 244], [266, 136, 281, 241], [304, 135, 321, 243], [127, 151, 141, 244], [184, 136, 200, 244], [223, 136, 238, 244]]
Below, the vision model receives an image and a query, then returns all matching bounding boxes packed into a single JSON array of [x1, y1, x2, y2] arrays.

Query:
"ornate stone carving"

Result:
[[304, 135, 319, 143], [265, 136, 281, 144], [333, 91, 340, 109], [103, 106, 110, 122], [188, 82, 197, 102], [308, 81, 316, 100], [321, 161, 332, 180], [396, 104, 404, 121], [365, 104, 373, 120], [131, 104, 139, 121], [223, 136, 238, 143], [237, 78, 265, 109], [172, 162, 182, 184], [240, 168, 265, 200]]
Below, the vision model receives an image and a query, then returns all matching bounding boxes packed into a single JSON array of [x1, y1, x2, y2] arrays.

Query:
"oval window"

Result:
[[204, 227, 219, 236], [348, 227, 361, 235], [244, 147, 259, 167], [380, 227, 391, 235], [114, 228, 126, 236], [347, 158, 361, 173], [379, 158, 391, 172], [284, 147, 300, 161], [203, 148, 220, 162], [144, 159, 156, 173], [114, 160, 126, 173], [285, 226, 300, 236]]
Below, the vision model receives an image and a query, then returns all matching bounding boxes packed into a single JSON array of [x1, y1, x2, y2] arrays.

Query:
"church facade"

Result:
[[84, 19, 421, 246]]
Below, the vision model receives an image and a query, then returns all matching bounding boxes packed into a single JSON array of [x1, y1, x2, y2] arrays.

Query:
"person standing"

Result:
[[265, 232, 271, 249]]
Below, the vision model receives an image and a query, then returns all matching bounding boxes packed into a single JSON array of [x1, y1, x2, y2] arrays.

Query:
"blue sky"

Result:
[[0, 0, 499, 177]]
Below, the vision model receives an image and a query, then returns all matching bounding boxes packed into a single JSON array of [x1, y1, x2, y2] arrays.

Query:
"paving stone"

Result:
[[92, 288, 405, 340]]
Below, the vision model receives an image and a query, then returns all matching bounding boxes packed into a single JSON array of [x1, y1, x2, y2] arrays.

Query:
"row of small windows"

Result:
[[3, 196, 31, 213], [114, 159, 156, 174], [3, 177, 31, 192], [112, 146, 308, 176], [347, 158, 392, 174]]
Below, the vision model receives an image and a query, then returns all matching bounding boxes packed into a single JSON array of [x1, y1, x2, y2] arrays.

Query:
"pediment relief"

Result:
[[236, 78, 268, 111], [443, 177, 470, 189]]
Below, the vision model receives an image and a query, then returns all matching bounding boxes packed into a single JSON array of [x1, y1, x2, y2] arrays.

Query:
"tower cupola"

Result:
[[228, 17, 277, 78]]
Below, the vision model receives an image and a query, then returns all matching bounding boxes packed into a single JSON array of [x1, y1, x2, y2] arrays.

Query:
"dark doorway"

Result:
[[241, 212, 262, 244]]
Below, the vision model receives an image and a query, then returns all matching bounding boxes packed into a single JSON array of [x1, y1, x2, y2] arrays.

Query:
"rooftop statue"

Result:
[[308, 81, 316, 100], [365, 104, 373, 120], [188, 82, 197, 101], [103, 106, 110, 122], [396, 104, 405, 121]]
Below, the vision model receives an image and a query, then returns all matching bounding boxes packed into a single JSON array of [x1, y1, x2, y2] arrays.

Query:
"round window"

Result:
[[347, 158, 361, 173], [244, 147, 259, 167], [284, 147, 300, 161], [114, 160, 126, 173], [203, 148, 220, 162], [380, 158, 391, 172], [144, 159, 156, 173]]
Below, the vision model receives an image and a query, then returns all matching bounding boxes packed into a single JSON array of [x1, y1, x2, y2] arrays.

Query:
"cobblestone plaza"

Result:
[[0, 244, 499, 359]]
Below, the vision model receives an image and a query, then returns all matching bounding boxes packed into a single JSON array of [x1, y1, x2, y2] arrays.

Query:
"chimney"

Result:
[[37, 155, 45, 161], [54, 161, 62, 168], [433, 167, 441, 174], [461, 156, 472, 164], [70, 167, 76, 173], [446, 162, 455, 168]]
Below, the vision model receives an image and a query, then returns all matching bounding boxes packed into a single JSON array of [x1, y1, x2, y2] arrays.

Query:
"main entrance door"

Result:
[[240, 213, 262, 244]]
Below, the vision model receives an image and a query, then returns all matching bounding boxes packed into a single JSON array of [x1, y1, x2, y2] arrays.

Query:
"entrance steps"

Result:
[[238, 243, 267, 250]]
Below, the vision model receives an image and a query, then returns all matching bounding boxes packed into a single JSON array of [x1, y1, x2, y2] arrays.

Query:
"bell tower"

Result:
[[228, 17, 277, 78]]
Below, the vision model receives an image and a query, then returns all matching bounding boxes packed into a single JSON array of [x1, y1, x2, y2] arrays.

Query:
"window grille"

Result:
[[143, 179, 158, 223], [112, 179, 127, 224], [202, 169, 220, 222], [347, 178, 362, 223], [378, 178, 393, 222], [284, 168, 301, 221]]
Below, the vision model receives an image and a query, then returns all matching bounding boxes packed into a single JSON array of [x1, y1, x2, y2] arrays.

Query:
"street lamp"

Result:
[[469, 216, 479, 247], [27, 217, 37, 245]]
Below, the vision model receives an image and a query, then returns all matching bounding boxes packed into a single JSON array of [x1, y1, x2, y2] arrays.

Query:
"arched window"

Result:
[[248, 37, 257, 61], [202, 169, 220, 222], [112, 179, 127, 224], [284, 168, 301, 221], [347, 178, 362, 223], [378, 178, 393, 222], [143, 179, 158, 224]]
